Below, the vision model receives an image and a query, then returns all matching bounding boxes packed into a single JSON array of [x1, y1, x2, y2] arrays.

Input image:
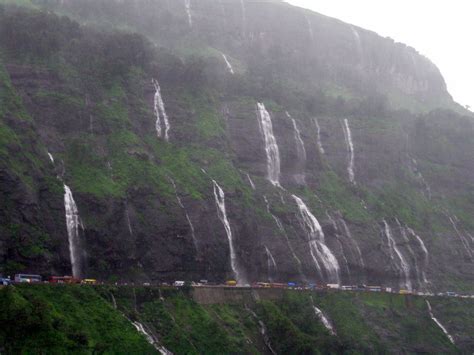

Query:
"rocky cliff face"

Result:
[[0, 0, 473, 291]]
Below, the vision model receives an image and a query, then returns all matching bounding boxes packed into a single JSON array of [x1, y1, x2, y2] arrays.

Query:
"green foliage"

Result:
[[1, 286, 470, 353], [318, 171, 372, 223], [367, 183, 435, 230], [0, 285, 155, 353]]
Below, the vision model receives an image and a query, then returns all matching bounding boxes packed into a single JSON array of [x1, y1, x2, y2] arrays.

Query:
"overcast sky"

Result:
[[286, 0, 474, 110]]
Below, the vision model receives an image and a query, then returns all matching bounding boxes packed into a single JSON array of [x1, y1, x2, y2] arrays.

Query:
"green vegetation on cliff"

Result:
[[0, 285, 154, 353], [1, 285, 471, 354]]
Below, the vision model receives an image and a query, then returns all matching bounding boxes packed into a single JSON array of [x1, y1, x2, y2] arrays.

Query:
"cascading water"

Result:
[[213, 180, 245, 284], [221, 53, 234, 74], [350, 26, 363, 62], [64, 184, 83, 278], [184, 0, 192, 27], [338, 217, 365, 269], [257, 103, 281, 187], [169, 178, 198, 250], [397, 220, 423, 287], [407, 227, 429, 284], [125, 207, 133, 236], [47, 152, 55, 164], [132, 321, 173, 355], [265, 246, 278, 282], [325, 213, 350, 278], [287, 112, 307, 184], [246, 308, 276, 355], [264, 195, 304, 278], [240, 0, 247, 35], [409, 158, 432, 199], [448, 215, 473, 258], [152, 78, 170, 141], [110, 293, 117, 309], [305, 14, 314, 41], [310, 296, 336, 335], [292, 195, 340, 283], [313, 118, 325, 155], [426, 301, 455, 345], [342, 118, 356, 184], [382, 220, 412, 290], [246, 173, 256, 190]]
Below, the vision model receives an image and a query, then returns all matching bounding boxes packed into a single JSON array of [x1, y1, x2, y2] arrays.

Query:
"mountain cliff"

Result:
[[0, 0, 473, 292]]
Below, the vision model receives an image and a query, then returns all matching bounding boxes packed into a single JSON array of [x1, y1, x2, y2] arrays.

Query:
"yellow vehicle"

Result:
[[225, 280, 237, 286], [82, 279, 98, 285], [399, 289, 412, 295]]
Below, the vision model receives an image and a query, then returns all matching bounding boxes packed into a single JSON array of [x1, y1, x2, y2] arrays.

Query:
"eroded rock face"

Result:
[[0, 0, 473, 290]]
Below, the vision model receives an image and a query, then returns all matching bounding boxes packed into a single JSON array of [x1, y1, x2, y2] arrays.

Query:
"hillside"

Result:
[[1, 285, 473, 353], [0, 0, 473, 294]]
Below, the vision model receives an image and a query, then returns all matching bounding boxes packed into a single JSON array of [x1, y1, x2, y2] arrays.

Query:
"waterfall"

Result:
[[221, 53, 234, 74], [265, 246, 278, 281], [287, 112, 306, 184], [264, 195, 304, 278], [257, 103, 281, 187], [292, 195, 340, 283], [132, 321, 174, 355], [64, 184, 83, 278], [212, 180, 245, 284], [313, 118, 325, 155], [240, 0, 247, 36], [382, 220, 412, 290], [310, 296, 336, 335], [305, 14, 314, 41], [246, 173, 256, 190], [448, 216, 473, 258], [342, 119, 356, 184], [264, 196, 284, 232], [246, 308, 277, 355], [184, 0, 192, 27], [47, 152, 55, 164], [407, 227, 429, 284], [339, 218, 365, 268], [467, 231, 474, 243], [409, 158, 432, 199], [426, 301, 455, 345], [110, 293, 117, 309], [125, 207, 133, 236], [169, 178, 198, 250], [397, 220, 423, 287], [325, 213, 350, 278], [152, 78, 170, 141], [350, 26, 363, 62]]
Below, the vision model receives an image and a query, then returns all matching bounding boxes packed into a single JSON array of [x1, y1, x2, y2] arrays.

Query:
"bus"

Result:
[[14, 274, 42, 283], [48, 276, 81, 284]]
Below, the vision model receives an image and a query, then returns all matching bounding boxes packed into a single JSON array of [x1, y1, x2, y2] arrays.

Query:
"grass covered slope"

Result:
[[1, 285, 471, 354], [0, 285, 155, 353], [102, 286, 469, 354]]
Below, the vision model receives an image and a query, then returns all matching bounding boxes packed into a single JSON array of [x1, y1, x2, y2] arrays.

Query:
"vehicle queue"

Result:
[[1, 274, 472, 298]]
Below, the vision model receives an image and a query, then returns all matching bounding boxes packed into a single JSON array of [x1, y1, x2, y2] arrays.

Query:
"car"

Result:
[[0, 278, 11, 286]]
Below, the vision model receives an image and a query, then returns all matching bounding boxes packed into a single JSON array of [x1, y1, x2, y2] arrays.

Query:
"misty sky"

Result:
[[286, 0, 474, 110]]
